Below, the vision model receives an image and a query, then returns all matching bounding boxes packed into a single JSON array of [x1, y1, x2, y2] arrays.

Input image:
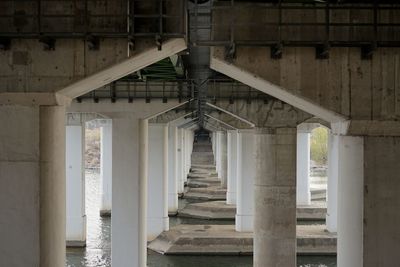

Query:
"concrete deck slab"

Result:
[[148, 224, 336, 256]]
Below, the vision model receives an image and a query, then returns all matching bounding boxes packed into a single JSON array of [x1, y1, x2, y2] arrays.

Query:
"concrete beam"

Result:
[[210, 99, 312, 128], [210, 48, 347, 124], [58, 38, 187, 99]]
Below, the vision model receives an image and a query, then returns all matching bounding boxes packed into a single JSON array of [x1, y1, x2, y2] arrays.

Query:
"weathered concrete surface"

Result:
[[177, 200, 326, 221], [363, 136, 400, 267], [148, 224, 336, 256], [211, 43, 400, 134], [183, 186, 227, 201], [178, 201, 235, 220], [187, 178, 221, 188]]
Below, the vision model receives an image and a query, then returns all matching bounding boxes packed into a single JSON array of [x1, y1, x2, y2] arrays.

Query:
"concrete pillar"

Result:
[[296, 129, 311, 205], [216, 131, 222, 178], [212, 132, 217, 164], [41, 106, 67, 267], [227, 130, 238, 205], [185, 130, 191, 175], [363, 136, 400, 267], [326, 132, 338, 232], [111, 116, 148, 267], [337, 136, 363, 267], [254, 128, 297, 267], [180, 128, 187, 184], [148, 123, 169, 241], [66, 123, 86, 247], [168, 125, 178, 215], [176, 128, 184, 194], [100, 120, 112, 216], [0, 105, 66, 267], [220, 131, 228, 189], [236, 129, 255, 232]]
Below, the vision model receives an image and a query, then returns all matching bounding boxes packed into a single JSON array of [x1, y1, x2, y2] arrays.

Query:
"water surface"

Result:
[[66, 172, 336, 267]]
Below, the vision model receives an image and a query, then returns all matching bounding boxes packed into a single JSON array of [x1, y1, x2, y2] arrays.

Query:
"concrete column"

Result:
[[181, 128, 187, 183], [41, 106, 67, 267], [176, 128, 184, 194], [254, 128, 297, 267], [111, 116, 148, 267], [216, 131, 222, 178], [337, 136, 363, 267], [296, 128, 311, 205], [168, 125, 178, 215], [326, 132, 338, 232], [66, 124, 86, 247], [236, 129, 255, 232], [227, 130, 238, 205], [220, 131, 228, 189], [148, 123, 169, 241], [363, 136, 400, 267], [212, 132, 216, 164], [215, 132, 220, 174], [0, 105, 66, 267], [185, 130, 191, 175], [100, 120, 112, 216]]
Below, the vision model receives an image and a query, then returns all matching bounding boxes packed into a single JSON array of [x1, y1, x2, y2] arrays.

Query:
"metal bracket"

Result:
[[39, 36, 55, 51], [155, 34, 162, 51], [87, 35, 100, 51], [225, 43, 236, 62], [0, 38, 11, 50], [316, 43, 330, 59], [361, 43, 377, 60], [271, 43, 283, 59]]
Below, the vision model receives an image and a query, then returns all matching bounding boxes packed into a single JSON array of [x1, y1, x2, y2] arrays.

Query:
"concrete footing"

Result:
[[148, 224, 336, 255], [178, 200, 326, 221], [183, 186, 227, 201]]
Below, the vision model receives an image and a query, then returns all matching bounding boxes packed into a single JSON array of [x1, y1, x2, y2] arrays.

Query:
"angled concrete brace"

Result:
[[204, 114, 237, 130], [178, 117, 199, 129], [204, 117, 231, 131], [58, 38, 187, 99], [206, 102, 255, 127], [210, 50, 347, 124]]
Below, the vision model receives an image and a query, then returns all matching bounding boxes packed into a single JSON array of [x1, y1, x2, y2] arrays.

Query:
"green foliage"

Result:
[[310, 127, 328, 165]]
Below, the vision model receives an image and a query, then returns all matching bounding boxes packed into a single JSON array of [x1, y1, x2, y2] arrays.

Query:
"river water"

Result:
[[66, 172, 336, 267]]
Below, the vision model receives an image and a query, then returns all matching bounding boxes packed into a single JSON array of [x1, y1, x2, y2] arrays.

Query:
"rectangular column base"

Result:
[[235, 214, 253, 232]]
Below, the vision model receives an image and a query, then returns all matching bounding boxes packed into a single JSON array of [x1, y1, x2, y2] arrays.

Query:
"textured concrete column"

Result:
[[254, 128, 297, 267], [168, 125, 179, 215], [180, 128, 187, 183], [227, 130, 238, 205], [220, 131, 228, 189], [364, 136, 400, 267], [111, 116, 148, 267], [212, 132, 217, 164], [185, 130, 191, 175], [216, 131, 221, 176], [100, 120, 112, 216], [337, 136, 363, 267], [326, 132, 338, 232], [236, 129, 255, 232], [296, 129, 311, 205], [0, 105, 66, 267], [66, 123, 86, 247], [148, 123, 169, 241], [40, 106, 67, 267], [176, 128, 184, 194]]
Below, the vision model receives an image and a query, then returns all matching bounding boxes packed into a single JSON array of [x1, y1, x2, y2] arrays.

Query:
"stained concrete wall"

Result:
[[0, 105, 40, 267], [213, 99, 312, 128], [212, 46, 400, 124], [364, 136, 400, 267]]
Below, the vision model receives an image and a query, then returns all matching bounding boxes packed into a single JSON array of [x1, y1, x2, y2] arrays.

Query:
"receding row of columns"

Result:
[[62, 113, 398, 267]]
